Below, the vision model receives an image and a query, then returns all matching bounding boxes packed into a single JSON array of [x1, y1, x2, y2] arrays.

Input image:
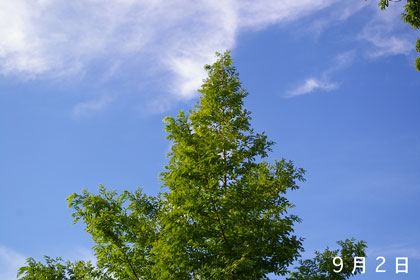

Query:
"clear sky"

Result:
[[0, 1, 419, 279]]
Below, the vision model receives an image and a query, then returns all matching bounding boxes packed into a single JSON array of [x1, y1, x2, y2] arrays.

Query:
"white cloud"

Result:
[[308, 0, 415, 56], [72, 95, 114, 119], [285, 50, 354, 98], [361, 32, 413, 58], [284, 1, 417, 99], [285, 78, 337, 98], [237, 0, 335, 30], [2, 0, 414, 108], [327, 51, 355, 73], [301, 1, 368, 38], [70, 246, 97, 265], [0, 0, 339, 100], [359, 2, 416, 58], [368, 243, 420, 259], [0, 246, 27, 280]]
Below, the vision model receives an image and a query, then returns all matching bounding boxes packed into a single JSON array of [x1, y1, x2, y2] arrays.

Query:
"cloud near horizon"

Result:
[[0, 246, 26, 280]]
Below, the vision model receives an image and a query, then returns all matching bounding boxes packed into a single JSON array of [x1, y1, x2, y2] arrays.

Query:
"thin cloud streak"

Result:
[[368, 243, 420, 260], [301, 1, 368, 39], [285, 78, 337, 98], [358, 1, 416, 58], [72, 96, 114, 119], [285, 51, 354, 98]]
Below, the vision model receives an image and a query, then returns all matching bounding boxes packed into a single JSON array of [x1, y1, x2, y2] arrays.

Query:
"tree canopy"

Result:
[[18, 51, 366, 280]]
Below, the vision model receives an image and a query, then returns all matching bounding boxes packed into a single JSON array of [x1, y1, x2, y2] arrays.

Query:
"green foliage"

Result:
[[152, 51, 305, 279], [287, 239, 367, 280], [17, 51, 366, 280], [378, 0, 420, 70], [416, 37, 420, 52], [67, 186, 160, 280], [17, 256, 112, 280], [401, 1, 420, 29], [378, 0, 391, 10]]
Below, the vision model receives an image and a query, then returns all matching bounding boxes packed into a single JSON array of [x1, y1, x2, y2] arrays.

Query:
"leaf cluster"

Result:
[[17, 257, 112, 280], [66, 186, 160, 279], [287, 239, 367, 280]]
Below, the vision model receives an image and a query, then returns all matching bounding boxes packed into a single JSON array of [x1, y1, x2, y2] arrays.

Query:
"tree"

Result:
[[378, 0, 420, 71], [287, 239, 367, 280], [18, 51, 366, 279], [152, 52, 305, 280], [17, 256, 113, 280]]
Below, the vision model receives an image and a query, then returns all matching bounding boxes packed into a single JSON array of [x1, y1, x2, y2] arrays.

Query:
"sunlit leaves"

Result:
[[287, 239, 367, 280], [17, 51, 366, 280], [153, 51, 305, 279]]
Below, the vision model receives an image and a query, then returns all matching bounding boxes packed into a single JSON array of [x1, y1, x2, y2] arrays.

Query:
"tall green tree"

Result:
[[18, 51, 366, 280], [151, 51, 304, 279], [378, 0, 420, 70]]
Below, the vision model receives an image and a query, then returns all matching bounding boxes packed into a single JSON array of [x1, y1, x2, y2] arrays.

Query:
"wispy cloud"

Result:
[[285, 50, 355, 98], [237, 0, 334, 30], [70, 246, 97, 265], [0, 0, 338, 100], [72, 96, 114, 119], [1, 0, 416, 111], [358, 2, 416, 58], [300, 0, 415, 57], [0, 246, 26, 280], [368, 243, 420, 259], [324, 50, 355, 75], [285, 78, 337, 98], [300, 1, 369, 39]]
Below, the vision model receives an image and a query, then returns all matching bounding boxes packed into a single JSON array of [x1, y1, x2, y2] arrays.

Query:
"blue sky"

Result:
[[0, 0, 419, 279]]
